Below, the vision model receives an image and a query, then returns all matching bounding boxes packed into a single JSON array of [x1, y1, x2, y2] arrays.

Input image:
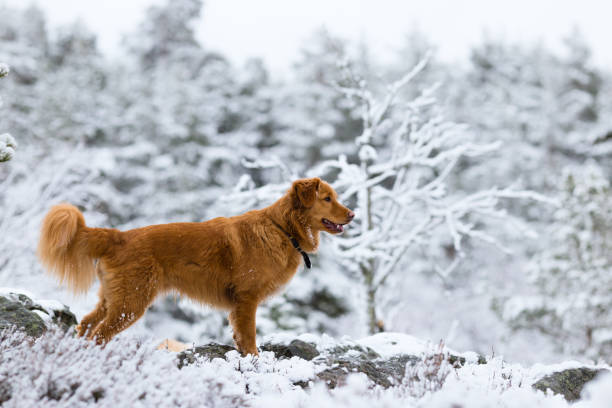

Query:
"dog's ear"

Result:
[[292, 178, 321, 208]]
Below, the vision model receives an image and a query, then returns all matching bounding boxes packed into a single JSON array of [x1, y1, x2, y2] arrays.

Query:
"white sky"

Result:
[[3, 0, 612, 72]]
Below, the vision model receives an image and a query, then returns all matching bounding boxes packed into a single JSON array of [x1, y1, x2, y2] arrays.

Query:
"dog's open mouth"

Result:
[[322, 218, 345, 233]]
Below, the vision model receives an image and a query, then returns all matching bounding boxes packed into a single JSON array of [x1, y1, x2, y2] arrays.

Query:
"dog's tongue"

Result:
[[329, 221, 343, 233], [323, 219, 344, 233]]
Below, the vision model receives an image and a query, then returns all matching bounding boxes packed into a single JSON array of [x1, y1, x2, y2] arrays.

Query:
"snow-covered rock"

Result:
[[532, 367, 611, 401], [0, 288, 77, 337]]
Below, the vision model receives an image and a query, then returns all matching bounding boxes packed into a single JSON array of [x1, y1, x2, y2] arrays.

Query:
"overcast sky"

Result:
[[3, 0, 612, 72]]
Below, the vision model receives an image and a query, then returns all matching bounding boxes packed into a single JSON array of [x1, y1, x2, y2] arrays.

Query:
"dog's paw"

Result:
[[240, 349, 259, 357], [236, 344, 259, 357]]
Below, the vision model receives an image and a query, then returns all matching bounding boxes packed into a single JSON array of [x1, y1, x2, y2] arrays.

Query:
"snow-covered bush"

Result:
[[500, 163, 612, 359], [402, 341, 453, 398], [0, 63, 16, 162], [0, 133, 16, 163], [0, 328, 247, 407]]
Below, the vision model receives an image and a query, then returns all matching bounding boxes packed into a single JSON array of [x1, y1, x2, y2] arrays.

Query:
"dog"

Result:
[[37, 177, 354, 355]]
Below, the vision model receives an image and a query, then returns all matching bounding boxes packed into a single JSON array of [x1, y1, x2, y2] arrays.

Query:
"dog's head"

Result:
[[291, 177, 354, 234]]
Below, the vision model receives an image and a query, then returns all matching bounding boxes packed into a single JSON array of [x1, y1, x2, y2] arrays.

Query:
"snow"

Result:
[[575, 372, 612, 408], [1, 325, 610, 407], [358, 332, 433, 357], [0, 287, 37, 299], [0, 288, 66, 313]]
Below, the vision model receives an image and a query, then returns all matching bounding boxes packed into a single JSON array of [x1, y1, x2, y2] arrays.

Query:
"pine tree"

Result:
[[126, 0, 203, 71], [501, 164, 612, 359]]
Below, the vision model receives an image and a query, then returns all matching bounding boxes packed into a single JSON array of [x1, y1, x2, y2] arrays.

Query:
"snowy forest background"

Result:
[[2, 0, 612, 367]]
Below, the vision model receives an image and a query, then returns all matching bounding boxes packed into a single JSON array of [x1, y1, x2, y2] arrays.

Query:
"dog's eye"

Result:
[[324, 197, 331, 202]]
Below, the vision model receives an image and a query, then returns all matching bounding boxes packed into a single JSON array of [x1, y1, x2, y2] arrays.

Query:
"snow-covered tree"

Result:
[[500, 164, 612, 359], [589, 75, 612, 175], [315, 59, 546, 334], [125, 0, 203, 71], [0, 63, 16, 162], [449, 34, 608, 197], [255, 30, 357, 174], [0, 4, 48, 85]]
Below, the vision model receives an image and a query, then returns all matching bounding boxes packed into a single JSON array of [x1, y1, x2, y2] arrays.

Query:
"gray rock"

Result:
[[448, 353, 487, 366], [324, 343, 381, 361], [178, 339, 322, 367], [314, 345, 483, 389], [316, 354, 420, 388], [0, 296, 46, 337], [176, 339, 423, 389], [260, 339, 320, 361], [176, 338, 487, 390], [177, 343, 236, 368], [49, 304, 78, 333], [0, 293, 77, 338], [532, 367, 610, 401], [312, 343, 412, 388]]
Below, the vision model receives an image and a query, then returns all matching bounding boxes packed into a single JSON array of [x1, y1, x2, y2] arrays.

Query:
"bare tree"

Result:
[[316, 58, 548, 334]]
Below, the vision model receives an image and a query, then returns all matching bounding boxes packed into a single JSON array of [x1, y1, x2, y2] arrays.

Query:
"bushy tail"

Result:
[[37, 203, 117, 294]]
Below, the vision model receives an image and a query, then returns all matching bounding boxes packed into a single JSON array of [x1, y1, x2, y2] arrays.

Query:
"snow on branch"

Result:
[[335, 53, 432, 146], [0, 63, 9, 77], [210, 157, 296, 216], [0, 134, 17, 163], [241, 156, 298, 182], [0, 63, 16, 162]]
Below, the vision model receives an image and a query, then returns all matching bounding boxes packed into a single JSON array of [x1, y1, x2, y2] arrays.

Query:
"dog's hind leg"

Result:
[[78, 286, 107, 337], [88, 265, 160, 344], [89, 306, 148, 344], [88, 291, 155, 344], [77, 264, 107, 337]]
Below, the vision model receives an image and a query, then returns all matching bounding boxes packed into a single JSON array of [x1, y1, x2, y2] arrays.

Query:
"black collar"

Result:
[[269, 219, 311, 269]]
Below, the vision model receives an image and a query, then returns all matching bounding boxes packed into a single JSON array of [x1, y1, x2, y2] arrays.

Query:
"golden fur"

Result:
[[37, 177, 353, 355]]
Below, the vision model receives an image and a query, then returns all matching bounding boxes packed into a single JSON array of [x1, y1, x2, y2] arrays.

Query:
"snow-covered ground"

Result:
[[1, 319, 611, 407], [2, 288, 611, 407]]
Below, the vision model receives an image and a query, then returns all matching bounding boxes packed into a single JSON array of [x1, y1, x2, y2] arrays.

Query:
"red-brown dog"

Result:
[[38, 177, 354, 355]]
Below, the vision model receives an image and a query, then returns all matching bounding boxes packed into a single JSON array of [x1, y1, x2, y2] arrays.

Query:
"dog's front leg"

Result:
[[229, 301, 259, 356]]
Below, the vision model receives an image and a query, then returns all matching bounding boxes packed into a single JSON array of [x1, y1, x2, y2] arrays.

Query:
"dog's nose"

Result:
[[347, 211, 355, 220]]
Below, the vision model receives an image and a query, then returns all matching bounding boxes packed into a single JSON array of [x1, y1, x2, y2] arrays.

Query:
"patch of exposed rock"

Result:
[[0, 292, 77, 338], [532, 367, 611, 401], [177, 339, 480, 389]]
